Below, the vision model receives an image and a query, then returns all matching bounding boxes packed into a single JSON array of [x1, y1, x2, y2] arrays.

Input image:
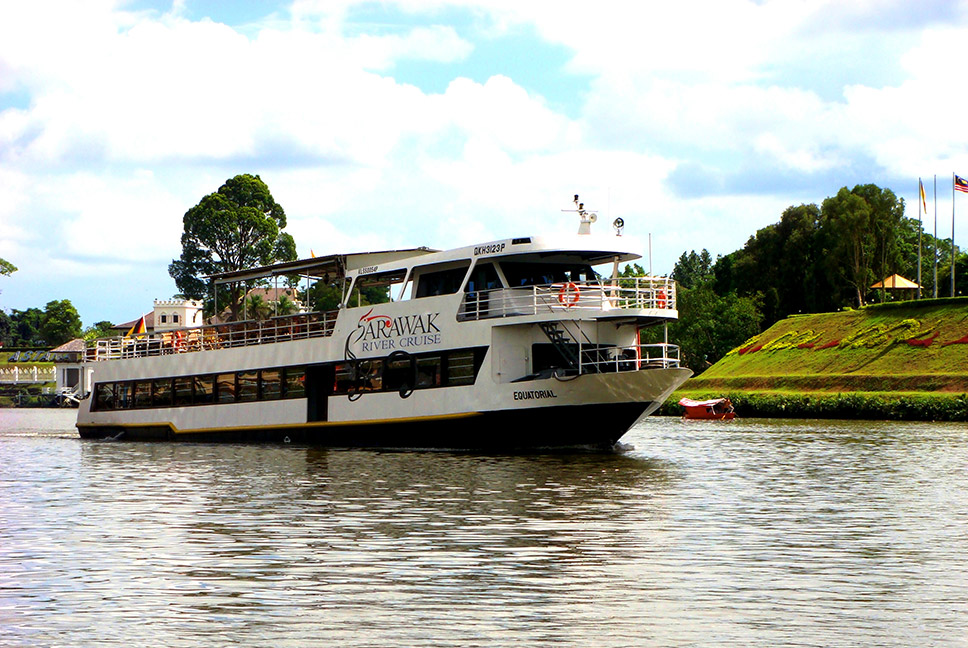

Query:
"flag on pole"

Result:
[[920, 179, 928, 212], [125, 314, 147, 338], [956, 174, 968, 193]]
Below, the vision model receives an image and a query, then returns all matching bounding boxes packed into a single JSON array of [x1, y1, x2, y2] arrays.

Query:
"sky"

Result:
[[2, 0, 968, 326]]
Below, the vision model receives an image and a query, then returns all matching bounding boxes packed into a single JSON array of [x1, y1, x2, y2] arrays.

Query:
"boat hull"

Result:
[[77, 367, 692, 450], [77, 401, 653, 450]]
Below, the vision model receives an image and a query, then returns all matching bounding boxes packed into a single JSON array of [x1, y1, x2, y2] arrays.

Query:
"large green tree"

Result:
[[819, 185, 905, 307], [8, 307, 43, 346], [168, 174, 297, 320], [40, 299, 82, 346]]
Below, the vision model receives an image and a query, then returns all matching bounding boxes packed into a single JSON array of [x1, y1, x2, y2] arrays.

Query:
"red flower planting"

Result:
[[906, 331, 939, 347]]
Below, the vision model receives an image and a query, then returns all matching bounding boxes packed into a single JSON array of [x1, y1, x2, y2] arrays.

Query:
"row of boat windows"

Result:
[[357, 260, 599, 302], [90, 349, 484, 412]]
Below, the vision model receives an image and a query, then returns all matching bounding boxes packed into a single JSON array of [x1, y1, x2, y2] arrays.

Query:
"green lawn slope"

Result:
[[671, 297, 968, 420]]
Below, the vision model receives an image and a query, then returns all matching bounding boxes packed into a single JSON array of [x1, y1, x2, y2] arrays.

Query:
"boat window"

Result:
[[117, 382, 133, 409], [416, 356, 441, 388], [152, 379, 173, 407], [174, 376, 193, 406], [348, 268, 405, 306], [464, 262, 503, 294], [217, 373, 236, 403], [93, 383, 114, 411], [134, 381, 152, 408], [500, 262, 597, 287], [283, 367, 306, 398], [194, 375, 215, 404], [414, 262, 471, 298], [85, 349, 486, 411], [238, 371, 259, 402], [261, 369, 282, 400], [444, 350, 476, 386]]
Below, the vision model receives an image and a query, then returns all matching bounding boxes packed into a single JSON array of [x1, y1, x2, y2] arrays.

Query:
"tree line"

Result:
[[654, 183, 967, 372]]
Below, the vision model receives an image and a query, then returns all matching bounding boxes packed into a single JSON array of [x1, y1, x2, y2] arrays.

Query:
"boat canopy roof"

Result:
[[206, 247, 438, 286], [206, 234, 642, 285]]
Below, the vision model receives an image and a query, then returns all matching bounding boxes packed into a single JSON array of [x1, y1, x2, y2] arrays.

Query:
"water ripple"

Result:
[[1, 411, 967, 647]]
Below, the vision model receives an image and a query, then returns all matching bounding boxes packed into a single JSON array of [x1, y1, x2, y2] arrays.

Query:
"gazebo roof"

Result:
[[871, 274, 920, 289]]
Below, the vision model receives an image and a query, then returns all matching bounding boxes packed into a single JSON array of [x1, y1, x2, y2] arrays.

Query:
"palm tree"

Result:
[[275, 294, 299, 316], [244, 294, 272, 321]]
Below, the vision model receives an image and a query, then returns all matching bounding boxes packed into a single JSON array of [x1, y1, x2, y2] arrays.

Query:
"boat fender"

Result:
[[558, 282, 580, 307]]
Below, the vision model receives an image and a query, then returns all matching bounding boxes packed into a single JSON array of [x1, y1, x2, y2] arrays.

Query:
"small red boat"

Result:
[[679, 397, 736, 420]]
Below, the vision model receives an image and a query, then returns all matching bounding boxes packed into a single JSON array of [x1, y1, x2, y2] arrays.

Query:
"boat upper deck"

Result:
[[86, 234, 679, 363]]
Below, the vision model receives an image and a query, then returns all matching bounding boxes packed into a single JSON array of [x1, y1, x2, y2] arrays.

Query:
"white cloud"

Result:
[[3, 0, 968, 321]]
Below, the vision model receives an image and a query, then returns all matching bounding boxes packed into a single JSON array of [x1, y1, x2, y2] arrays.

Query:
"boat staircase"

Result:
[[538, 322, 583, 373]]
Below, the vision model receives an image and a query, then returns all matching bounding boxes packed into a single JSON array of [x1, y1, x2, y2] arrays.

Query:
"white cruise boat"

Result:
[[76, 223, 692, 449]]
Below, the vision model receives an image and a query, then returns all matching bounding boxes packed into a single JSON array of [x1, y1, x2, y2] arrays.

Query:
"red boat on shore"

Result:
[[679, 397, 736, 420]]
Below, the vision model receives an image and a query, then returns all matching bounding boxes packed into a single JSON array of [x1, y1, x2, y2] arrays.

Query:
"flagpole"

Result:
[[954, 172, 957, 297], [918, 178, 923, 299], [934, 174, 938, 298]]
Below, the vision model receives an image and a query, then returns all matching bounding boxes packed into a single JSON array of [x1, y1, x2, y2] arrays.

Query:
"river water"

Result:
[[1, 409, 966, 647]]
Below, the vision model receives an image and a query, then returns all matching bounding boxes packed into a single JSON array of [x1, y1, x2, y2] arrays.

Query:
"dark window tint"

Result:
[[262, 369, 282, 400], [238, 371, 258, 402], [174, 376, 193, 406], [217, 373, 236, 403], [194, 375, 215, 404]]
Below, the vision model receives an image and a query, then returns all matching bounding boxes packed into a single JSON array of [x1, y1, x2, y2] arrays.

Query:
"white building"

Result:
[[153, 299, 204, 332]]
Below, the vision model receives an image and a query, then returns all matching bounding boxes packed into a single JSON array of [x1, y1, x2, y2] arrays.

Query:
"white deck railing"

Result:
[[578, 342, 681, 372], [85, 311, 338, 362], [0, 365, 56, 384], [459, 277, 677, 320]]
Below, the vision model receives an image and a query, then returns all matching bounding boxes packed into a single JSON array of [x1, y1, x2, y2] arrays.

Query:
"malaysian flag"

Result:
[[956, 174, 968, 194]]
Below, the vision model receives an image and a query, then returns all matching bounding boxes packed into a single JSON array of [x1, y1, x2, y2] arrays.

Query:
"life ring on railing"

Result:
[[174, 330, 185, 351], [558, 282, 580, 307], [656, 289, 667, 309]]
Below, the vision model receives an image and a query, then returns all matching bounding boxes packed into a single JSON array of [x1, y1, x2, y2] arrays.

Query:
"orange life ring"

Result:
[[174, 330, 185, 350], [656, 289, 667, 308], [558, 282, 580, 306]]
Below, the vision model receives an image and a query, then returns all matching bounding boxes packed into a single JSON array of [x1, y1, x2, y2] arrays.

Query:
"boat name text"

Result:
[[354, 310, 442, 352], [513, 389, 557, 400], [358, 265, 379, 275]]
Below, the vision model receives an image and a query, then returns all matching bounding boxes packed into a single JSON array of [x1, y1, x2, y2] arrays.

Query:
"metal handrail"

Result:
[[85, 310, 338, 362], [577, 343, 681, 372], [459, 277, 677, 320]]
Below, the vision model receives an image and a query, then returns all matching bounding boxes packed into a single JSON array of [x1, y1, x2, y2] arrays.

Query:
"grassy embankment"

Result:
[[666, 297, 968, 420]]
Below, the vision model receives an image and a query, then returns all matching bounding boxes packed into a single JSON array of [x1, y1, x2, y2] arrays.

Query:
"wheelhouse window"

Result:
[[414, 261, 470, 298], [464, 262, 503, 295], [500, 261, 597, 287]]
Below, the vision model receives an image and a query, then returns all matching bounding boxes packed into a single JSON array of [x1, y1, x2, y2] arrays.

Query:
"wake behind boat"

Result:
[[76, 211, 692, 449]]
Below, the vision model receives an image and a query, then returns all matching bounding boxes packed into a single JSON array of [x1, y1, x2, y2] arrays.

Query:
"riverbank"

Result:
[[670, 297, 968, 421]]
